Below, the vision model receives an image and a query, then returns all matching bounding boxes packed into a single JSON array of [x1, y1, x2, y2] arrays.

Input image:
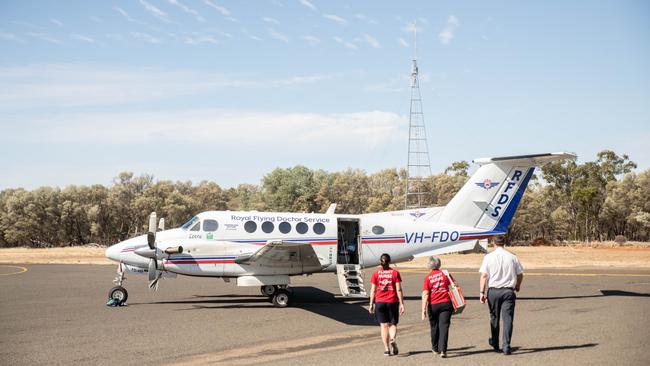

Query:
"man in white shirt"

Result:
[[479, 235, 524, 355]]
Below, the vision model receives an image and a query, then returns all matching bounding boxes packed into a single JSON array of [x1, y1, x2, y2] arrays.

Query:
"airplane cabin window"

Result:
[[190, 222, 201, 231], [372, 225, 385, 235], [181, 216, 199, 230], [279, 222, 291, 234], [313, 223, 326, 235], [296, 222, 308, 234], [244, 221, 257, 233], [203, 219, 219, 232], [262, 221, 274, 233]]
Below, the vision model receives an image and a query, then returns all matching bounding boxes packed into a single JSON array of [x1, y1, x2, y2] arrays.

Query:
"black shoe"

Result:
[[383, 351, 391, 357], [488, 338, 500, 351], [390, 339, 399, 356], [503, 346, 512, 355]]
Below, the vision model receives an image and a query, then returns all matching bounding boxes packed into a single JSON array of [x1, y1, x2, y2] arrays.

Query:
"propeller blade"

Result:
[[147, 212, 157, 249], [158, 218, 165, 231], [148, 258, 157, 282], [148, 271, 162, 291]]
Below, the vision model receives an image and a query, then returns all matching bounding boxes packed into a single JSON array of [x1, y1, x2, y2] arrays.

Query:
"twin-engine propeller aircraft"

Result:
[[105, 152, 575, 307]]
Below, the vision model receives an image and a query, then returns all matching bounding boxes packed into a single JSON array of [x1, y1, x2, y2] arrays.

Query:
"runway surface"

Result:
[[1, 264, 649, 366]]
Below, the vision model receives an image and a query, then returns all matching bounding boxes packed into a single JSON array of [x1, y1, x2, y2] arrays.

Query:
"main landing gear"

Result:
[[260, 285, 293, 308]]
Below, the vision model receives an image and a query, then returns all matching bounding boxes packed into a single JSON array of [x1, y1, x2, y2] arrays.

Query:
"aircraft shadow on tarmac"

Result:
[[140, 286, 377, 326]]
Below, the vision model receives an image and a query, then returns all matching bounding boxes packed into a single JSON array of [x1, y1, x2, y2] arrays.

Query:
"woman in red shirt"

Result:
[[369, 253, 405, 356], [421, 256, 454, 358]]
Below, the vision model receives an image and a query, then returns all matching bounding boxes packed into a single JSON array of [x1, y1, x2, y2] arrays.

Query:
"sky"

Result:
[[1, 0, 649, 189]]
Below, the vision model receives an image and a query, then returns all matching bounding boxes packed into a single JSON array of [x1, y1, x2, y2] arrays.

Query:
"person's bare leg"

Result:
[[380, 323, 390, 351], [389, 324, 398, 354]]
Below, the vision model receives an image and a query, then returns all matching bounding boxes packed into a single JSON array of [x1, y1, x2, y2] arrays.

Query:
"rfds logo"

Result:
[[491, 169, 525, 217]]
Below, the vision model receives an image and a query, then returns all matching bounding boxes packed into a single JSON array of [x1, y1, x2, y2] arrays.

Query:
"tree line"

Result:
[[0, 150, 647, 247]]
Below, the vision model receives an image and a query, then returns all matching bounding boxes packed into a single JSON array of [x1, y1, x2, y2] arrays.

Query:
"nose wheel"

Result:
[[108, 286, 129, 303]]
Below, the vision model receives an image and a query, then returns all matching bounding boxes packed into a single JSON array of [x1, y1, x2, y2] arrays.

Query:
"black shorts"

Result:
[[375, 302, 400, 324]]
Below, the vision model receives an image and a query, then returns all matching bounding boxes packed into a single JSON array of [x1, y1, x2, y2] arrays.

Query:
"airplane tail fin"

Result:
[[434, 152, 576, 236]]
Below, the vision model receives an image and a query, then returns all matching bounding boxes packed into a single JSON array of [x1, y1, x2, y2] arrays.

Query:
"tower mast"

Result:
[[405, 22, 433, 209]]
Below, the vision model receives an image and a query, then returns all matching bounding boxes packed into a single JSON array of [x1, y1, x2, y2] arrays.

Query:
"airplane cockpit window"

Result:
[[279, 222, 291, 234], [296, 222, 308, 234], [313, 223, 325, 235], [181, 216, 199, 230], [372, 225, 385, 235], [262, 221, 274, 233], [203, 219, 219, 232], [190, 222, 201, 231], [244, 221, 257, 233]]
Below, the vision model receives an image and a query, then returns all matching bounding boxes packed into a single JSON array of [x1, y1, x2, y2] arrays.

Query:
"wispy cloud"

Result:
[[438, 15, 459, 45], [203, 0, 231, 16], [268, 28, 289, 43], [323, 14, 346, 25], [401, 21, 422, 34], [114, 7, 146, 25], [241, 29, 262, 41], [131, 32, 162, 44], [298, 0, 317, 11], [333, 36, 357, 50], [263, 17, 280, 24], [168, 0, 205, 22], [69, 34, 95, 43], [50, 18, 64, 27], [363, 34, 381, 48], [139, 0, 172, 23], [301, 35, 320, 46], [398, 38, 408, 47], [0, 64, 338, 109], [183, 35, 218, 45], [7, 109, 404, 151], [0, 33, 25, 43], [25, 32, 62, 44], [355, 14, 377, 24]]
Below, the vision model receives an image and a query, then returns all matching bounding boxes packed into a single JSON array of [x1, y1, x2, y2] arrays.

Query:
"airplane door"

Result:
[[336, 218, 361, 265]]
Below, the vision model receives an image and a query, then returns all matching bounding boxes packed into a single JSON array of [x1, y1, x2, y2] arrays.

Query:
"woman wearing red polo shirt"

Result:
[[421, 256, 454, 358], [369, 253, 405, 356]]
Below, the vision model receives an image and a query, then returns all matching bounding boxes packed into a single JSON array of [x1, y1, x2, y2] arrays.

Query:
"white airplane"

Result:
[[105, 152, 575, 307]]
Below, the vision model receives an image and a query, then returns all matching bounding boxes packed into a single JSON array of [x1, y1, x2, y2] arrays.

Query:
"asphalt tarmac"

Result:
[[1, 264, 649, 366]]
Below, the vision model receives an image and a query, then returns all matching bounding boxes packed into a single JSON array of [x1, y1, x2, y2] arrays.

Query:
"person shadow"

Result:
[[397, 343, 598, 358]]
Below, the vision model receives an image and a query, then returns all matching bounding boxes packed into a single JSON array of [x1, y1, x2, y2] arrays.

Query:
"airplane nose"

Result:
[[105, 244, 122, 262]]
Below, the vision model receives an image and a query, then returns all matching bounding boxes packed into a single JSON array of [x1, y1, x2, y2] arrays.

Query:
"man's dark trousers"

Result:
[[487, 288, 516, 350]]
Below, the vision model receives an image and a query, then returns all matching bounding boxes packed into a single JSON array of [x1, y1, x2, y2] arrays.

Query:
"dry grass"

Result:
[[1, 243, 649, 269], [0, 246, 111, 265], [403, 246, 650, 269]]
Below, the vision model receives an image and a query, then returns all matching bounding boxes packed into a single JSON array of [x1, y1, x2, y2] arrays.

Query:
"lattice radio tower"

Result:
[[405, 24, 434, 209]]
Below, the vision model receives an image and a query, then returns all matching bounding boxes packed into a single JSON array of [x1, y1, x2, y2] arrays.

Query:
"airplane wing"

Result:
[[234, 241, 326, 275]]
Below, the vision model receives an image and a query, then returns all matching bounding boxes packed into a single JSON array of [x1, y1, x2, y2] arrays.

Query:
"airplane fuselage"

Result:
[[106, 208, 484, 278]]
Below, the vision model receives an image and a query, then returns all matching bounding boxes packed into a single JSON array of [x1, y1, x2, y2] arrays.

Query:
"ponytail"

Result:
[[380, 253, 391, 270]]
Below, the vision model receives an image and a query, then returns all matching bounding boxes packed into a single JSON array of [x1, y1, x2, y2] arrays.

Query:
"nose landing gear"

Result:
[[107, 263, 128, 306]]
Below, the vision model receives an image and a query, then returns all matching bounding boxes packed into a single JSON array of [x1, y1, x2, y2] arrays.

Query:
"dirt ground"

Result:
[[1, 244, 649, 269]]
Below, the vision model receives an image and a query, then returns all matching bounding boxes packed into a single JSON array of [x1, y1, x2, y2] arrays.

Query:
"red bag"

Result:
[[443, 270, 466, 314]]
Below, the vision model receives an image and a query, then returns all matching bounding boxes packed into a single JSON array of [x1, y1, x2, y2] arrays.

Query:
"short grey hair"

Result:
[[427, 256, 441, 270]]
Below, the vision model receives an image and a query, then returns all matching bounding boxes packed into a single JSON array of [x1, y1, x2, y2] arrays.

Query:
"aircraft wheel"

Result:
[[109, 286, 128, 303], [260, 285, 277, 297], [272, 289, 290, 308]]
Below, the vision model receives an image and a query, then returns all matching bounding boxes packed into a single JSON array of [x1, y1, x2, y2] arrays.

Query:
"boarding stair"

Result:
[[336, 264, 367, 297]]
